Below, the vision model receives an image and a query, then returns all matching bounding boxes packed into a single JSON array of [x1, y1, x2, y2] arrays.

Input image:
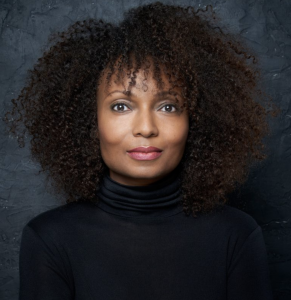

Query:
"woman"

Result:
[[4, 2, 278, 299]]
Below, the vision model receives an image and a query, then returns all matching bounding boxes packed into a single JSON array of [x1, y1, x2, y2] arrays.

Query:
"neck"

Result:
[[95, 166, 184, 219]]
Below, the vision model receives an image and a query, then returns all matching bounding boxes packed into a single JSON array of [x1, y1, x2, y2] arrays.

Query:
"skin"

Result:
[[96, 66, 189, 186]]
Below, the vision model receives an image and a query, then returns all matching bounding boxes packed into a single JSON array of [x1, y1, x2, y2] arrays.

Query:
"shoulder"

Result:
[[194, 204, 260, 242], [210, 205, 262, 253], [23, 201, 97, 239], [214, 204, 259, 231]]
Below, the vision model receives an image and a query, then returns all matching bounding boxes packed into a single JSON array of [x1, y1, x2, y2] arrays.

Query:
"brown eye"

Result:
[[112, 103, 130, 112], [160, 104, 177, 112]]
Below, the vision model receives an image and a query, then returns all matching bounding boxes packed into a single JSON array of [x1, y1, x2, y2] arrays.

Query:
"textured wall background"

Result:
[[0, 0, 290, 299]]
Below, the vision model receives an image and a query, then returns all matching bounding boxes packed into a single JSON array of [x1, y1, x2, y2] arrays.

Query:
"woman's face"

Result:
[[96, 67, 189, 186]]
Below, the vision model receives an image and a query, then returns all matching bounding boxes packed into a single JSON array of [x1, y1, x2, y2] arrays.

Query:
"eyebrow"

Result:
[[105, 90, 181, 100]]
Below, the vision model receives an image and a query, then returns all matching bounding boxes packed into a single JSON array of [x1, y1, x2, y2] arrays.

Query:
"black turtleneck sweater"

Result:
[[19, 170, 273, 300]]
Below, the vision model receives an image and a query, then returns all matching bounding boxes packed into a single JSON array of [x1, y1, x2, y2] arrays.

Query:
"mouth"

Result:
[[127, 146, 163, 161]]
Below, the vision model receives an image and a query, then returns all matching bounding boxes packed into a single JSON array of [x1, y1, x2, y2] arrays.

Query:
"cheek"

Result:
[[97, 115, 128, 150], [165, 119, 189, 148]]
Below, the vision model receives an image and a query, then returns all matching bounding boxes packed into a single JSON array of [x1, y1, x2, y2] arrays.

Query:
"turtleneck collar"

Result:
[[95, 167, 184, 218]]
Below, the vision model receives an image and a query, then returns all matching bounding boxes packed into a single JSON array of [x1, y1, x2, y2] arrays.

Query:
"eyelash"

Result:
[[111, 102, 178, 113]]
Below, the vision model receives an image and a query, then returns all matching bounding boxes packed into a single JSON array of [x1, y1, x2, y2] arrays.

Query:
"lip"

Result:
[[127, 146, 163, 161], [127, 146, 162, 153]]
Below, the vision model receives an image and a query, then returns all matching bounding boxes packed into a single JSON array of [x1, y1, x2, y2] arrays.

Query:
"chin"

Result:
[[128, 170, 173, 184]]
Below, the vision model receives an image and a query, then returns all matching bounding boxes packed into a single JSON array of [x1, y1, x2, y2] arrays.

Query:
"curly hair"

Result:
[[4, 2, 279, 216]]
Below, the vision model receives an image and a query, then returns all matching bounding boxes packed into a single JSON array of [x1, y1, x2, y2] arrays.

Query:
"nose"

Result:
[[132, 109, 158, 138]]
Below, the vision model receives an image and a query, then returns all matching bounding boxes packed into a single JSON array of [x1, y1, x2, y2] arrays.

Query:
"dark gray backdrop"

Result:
[[0, 0, 290, 299]]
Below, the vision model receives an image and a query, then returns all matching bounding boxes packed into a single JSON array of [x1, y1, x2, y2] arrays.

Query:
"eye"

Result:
[[111, 103, 130, 112], [160, 104, 177, 113]]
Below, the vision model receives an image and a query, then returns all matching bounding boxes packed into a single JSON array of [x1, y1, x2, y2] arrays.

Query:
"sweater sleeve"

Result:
[[227, 226, 273, 300], [19, 224, 74, 300]]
